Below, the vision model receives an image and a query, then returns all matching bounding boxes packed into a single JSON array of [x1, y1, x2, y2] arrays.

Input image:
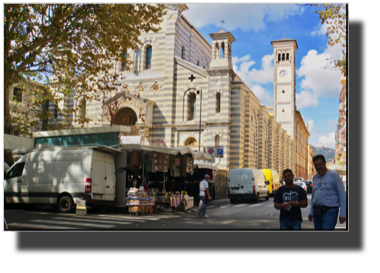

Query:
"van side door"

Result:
[[4, 162, 27, 203], [105, 153, 116, 201]]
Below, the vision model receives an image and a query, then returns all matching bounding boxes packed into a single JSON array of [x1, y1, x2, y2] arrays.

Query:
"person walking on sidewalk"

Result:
[[199, 174, 212, 218], [308, 155, 346, 229], [274, 169, 308, 229]]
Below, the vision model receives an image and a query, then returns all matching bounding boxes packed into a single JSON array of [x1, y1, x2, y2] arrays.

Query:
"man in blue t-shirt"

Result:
[[274, 169, 308, 230]]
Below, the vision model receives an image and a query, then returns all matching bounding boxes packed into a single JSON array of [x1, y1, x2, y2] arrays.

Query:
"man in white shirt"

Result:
[[308, 155, 346, 229], [198, 174, 212, 218]]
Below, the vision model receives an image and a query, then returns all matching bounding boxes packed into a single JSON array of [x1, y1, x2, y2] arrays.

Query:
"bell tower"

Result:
[[271, 37, 298, 172], [208, 29, 235, 71]]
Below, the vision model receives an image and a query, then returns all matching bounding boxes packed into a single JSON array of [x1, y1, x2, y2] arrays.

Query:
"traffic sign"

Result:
[[207, 147, 215, 163], [216, 146, 224, 158]]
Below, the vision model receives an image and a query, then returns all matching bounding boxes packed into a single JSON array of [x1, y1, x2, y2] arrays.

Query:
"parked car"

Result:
[[295, 181, 307, 193], [304, 180, 313, 193], [294, 177, 304, 183]]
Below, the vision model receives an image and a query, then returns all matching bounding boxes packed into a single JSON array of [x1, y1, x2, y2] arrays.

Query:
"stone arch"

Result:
[[113, 107, 138, 126], [182, 88, 199, 121], [184, 137, 197, 147], [139, 40, 153, 71]]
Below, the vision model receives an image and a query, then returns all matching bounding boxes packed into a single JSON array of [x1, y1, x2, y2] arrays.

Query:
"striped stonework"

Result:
[[49, 5, 296, 175]]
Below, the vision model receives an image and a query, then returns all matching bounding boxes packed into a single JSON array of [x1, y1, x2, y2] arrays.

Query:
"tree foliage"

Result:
[[312, 4, 347, 76], [4, 4, 166, 136]]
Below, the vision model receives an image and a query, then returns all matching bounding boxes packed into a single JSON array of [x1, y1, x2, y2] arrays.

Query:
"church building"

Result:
[[61, 4, 309, 178]]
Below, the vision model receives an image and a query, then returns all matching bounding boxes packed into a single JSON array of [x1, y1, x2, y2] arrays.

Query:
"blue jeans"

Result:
[[280, 220, 302, 230], [313, 207, 339, 230], [198, 196, 207, 216]]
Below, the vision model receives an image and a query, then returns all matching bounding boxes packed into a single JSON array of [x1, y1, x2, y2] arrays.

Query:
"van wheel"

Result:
[[58, 196, 73, 213], [265, 192, 269, 201], [230, 199, 235, 204], [254, 194, 259, 203]]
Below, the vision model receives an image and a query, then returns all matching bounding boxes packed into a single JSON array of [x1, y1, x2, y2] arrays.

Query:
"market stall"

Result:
[[120, 144, 210, 213]]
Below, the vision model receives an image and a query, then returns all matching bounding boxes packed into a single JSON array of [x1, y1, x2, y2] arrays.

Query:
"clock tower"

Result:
[[271, 38, 298, 172]]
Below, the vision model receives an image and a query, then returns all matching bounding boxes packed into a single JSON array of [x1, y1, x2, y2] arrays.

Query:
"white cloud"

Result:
[[251, 84, 273, 107], [234, 54, 273, 85], [304, 119, 315, 132], [184, 4, 304, 31], [297, 50, 341, 99], [231, 54, 274, 107], [296, 90, 319, 109], [318, 132, 336, 149], [232, 54, 251, 65]]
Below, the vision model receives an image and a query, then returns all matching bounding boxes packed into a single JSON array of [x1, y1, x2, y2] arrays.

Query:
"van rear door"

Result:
[[240, 169, 254, 194], [104, 153, 116, 201], [228, 169, 241, 194], [91, 151, 107, 198]]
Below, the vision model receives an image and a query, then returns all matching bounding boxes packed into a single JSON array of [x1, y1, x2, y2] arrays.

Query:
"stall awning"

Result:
[[194, 152, 212, 161], [121, 144, 197, 157], [194, 160, 219, 171], [4, 134, 34, 150], [12, 145, 121, 157]]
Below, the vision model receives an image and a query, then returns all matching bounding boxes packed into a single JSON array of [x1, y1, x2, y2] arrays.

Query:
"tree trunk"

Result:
[[4, 79, 13, 135]]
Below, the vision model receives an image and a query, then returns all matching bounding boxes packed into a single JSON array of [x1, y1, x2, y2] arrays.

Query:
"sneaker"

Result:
[[198, 212, 202, 216], [203, 215, 209, 218]]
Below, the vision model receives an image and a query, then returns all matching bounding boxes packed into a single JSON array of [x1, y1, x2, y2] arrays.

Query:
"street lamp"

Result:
[[197, 90, 202, 152]]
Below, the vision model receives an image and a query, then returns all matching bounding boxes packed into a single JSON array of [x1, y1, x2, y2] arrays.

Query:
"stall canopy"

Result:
[[194, 160, 218, 171], [121, 144, 198, 158], [4, 134, 34, 150], [194, 152, 212, 161], [328, 164, 347, 175]]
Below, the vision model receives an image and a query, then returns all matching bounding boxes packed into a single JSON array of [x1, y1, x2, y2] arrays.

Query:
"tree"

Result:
[[4, 4, 166, 135], [312, 4, 347, 76]]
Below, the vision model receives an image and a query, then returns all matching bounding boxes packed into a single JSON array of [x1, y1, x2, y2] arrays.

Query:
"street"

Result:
[[4, 194, 347, 230]]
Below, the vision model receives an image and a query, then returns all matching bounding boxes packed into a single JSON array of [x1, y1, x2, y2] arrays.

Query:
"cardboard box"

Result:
[[76, 207, 87, 216]]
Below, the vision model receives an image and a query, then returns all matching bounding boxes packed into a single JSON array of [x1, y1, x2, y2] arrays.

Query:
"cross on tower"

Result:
[[188, 74, 196, 82], [221, 20, 225, 30]]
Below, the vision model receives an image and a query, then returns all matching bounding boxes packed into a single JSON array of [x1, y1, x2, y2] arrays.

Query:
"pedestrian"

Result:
[[198, 174, 212, 218], [308, 155, 346, 229], [274, 169, 308, 230]]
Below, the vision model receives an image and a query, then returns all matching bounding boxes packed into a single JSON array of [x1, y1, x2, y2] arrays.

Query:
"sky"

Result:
[[183, 3, 345, 149]]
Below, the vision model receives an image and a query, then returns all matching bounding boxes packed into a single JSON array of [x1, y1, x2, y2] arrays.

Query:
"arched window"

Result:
[[182, 46, 185, 59], [145, 46, 152, 69], [282, 53, 285, 61], [286, 53, 289, 61], [188, 93, 196, 121], [215, 43, 219, 59], [197, 60, 200, 66], [185, 137, 197, 146], [78, 99, 86, 123], [122, 51, 127, 71], [278, 54, 281, 62], [221, 42, 225, 58], [216, 92, 221, 113], [54, 103, 58, 120], [215, 135, 220, 147]]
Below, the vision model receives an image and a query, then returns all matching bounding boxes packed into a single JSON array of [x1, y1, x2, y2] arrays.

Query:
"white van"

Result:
[[4, 148, 116, 212], [228, 168, 269, 203]]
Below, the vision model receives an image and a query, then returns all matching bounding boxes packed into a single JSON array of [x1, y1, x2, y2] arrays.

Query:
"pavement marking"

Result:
[[234, 204, 247, 208], [248, 204, 264, 207], [8, 223, 82, 229], [71, 215, 146, 222], [30, 219, 115, 228], [53, 217, 134, 225]]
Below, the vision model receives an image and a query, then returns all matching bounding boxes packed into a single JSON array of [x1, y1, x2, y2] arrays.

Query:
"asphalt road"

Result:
[[4, 194, 347, 230]]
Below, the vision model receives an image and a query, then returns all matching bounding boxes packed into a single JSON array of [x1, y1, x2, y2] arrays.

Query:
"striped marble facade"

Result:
[[52, 4, 295, 175]]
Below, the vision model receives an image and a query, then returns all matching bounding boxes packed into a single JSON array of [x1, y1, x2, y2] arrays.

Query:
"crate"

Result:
[[76, 207, 87, 216]]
